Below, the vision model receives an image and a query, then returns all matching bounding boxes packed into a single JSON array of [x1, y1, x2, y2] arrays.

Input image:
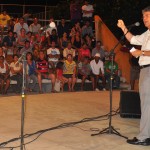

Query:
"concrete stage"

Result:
[[0, 91, 149, 150]]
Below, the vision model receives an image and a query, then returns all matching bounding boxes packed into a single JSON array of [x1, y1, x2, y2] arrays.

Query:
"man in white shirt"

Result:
[[117, 6, 150, 146], [90, 53, 106, 91], [29, 18, 41, 35], [47, 41, 60, 69], [14, 17, 29, 36], [82, 0, 94, 23]]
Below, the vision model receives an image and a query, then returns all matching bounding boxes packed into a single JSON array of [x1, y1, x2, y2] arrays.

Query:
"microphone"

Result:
[[126, 22, 140, 28]]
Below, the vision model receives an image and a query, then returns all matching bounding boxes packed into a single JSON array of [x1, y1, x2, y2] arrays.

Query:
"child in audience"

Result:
[[55, 61, 68, 92]]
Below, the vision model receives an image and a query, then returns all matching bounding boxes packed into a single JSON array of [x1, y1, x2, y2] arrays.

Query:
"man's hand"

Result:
[[117, 19, 126, 30], [131, 49, 142, 57]]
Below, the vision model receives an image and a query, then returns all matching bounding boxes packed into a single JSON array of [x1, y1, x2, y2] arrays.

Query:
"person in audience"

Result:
[[63, 42, 75, 59], [70, 22, 82, 38], [33, 49, 39, 62], [60, 32, 69, 51], [78, 43, 91, 62], [47, 29, 59, 47], [83, 34, 93, 50], [0, 56, 10, 94], [82, 0, 94, 23], [56, 61, 68, 92], [57, 18, 70, 38], [36, 50, 56, 93], [71, 31, 82, 61], [20, 40, 33, 56], [26, 31, 32, 41], [29, 18, 41, 35], [78, 56, 94, 91], [0, 10, 11, 38], [26, 52, 38, 92], [22, 9, 32, 23], [2, 30, 16, 56], [17, 28, 27, 51], [92, 41, 106, 62], [45, 17, 57, 38], [63, 54, 77, 91], [14, 17, 29, 36], [10, 54, 23, 93], [90, 53, 106, 91], [7, 19, 15, 31], [105, 55, 120, 89], [47, 41, 60, 71], [70, 0, 82, 25], [81, 20, 94, 38]]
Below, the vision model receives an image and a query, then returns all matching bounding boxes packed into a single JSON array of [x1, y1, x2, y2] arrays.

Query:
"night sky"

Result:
[[0, 0, 62, 5]]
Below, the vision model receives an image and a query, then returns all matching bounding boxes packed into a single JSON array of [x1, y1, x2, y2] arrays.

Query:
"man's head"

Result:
[[142, 6, 150, 29], [96, 41, 102, 49], [94, 53, 100, 62]]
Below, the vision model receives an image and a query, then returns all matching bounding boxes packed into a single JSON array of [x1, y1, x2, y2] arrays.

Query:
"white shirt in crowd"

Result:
[[130, 29, 150, 66], [47, 47, 60, 62], [90, 59, 104, 75], [82, 4, 94, 18]]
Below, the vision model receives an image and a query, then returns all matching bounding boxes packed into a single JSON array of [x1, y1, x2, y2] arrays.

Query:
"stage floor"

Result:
[[0, 91, 149, 150]]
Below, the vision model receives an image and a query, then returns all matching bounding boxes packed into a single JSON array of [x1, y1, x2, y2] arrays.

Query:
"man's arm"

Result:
[[117, 19, 133, 42]]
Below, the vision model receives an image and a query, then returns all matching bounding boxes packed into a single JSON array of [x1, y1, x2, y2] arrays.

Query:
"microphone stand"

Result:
[[91, 30, 130, 139], [20, 55, 27, 150]]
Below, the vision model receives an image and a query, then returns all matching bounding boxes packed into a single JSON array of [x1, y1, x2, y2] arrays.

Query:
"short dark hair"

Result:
[[142, 6, 150, 13]]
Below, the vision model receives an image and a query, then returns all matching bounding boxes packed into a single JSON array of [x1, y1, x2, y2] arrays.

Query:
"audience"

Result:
[[0, 2, 126, 95]]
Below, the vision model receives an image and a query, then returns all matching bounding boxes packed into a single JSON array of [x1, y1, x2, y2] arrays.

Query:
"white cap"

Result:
[[94, 53, 100, 57]]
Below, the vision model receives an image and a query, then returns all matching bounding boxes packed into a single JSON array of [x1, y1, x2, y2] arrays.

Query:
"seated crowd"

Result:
[[0, 9, 121, 95]]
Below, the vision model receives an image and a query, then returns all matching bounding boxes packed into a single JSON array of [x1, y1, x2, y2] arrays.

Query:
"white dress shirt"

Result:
[[130, 29, 150, 66]]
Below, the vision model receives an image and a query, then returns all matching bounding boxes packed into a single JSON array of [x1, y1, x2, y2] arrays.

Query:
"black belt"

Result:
[[140, 64, 150, 69]]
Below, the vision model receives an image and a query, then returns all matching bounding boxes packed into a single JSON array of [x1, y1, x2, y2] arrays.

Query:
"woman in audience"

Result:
[[10, 54, 23, 93], [83, 34, 93, 50], [78, 43, 91, 62], [70, 22, 82, 38], [26, 52, 37, 92], [60, 32, 69, 50], [17, 28, 27, 52], [71, 31, 82, 61], [63, 54, 77, 92], [0, 56, 10, 94]]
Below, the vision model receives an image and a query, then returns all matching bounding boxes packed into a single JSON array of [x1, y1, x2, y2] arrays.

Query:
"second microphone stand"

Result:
[[91, 32, 129, 139]]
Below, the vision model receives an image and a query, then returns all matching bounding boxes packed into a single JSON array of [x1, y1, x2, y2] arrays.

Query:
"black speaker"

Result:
[[120, 90, 141, 118]]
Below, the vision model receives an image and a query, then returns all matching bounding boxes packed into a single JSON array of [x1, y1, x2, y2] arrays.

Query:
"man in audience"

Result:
[[70, 0, 82, 25], [105, 55, 120, 89], [47, 41, 60, 70], [90, 53, 106, 91], [36, 50, 56, 93], [14, 17, 29, 36], [2, 30, 16, 56], [92, 41, 106, 62], [81, 20, 94, 38], [29, 18, 41, 35], [78, 56, 94, 91], [82, 0, 94, 23], [20, 40, 33, 56], [57, 18, 69, 38]]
